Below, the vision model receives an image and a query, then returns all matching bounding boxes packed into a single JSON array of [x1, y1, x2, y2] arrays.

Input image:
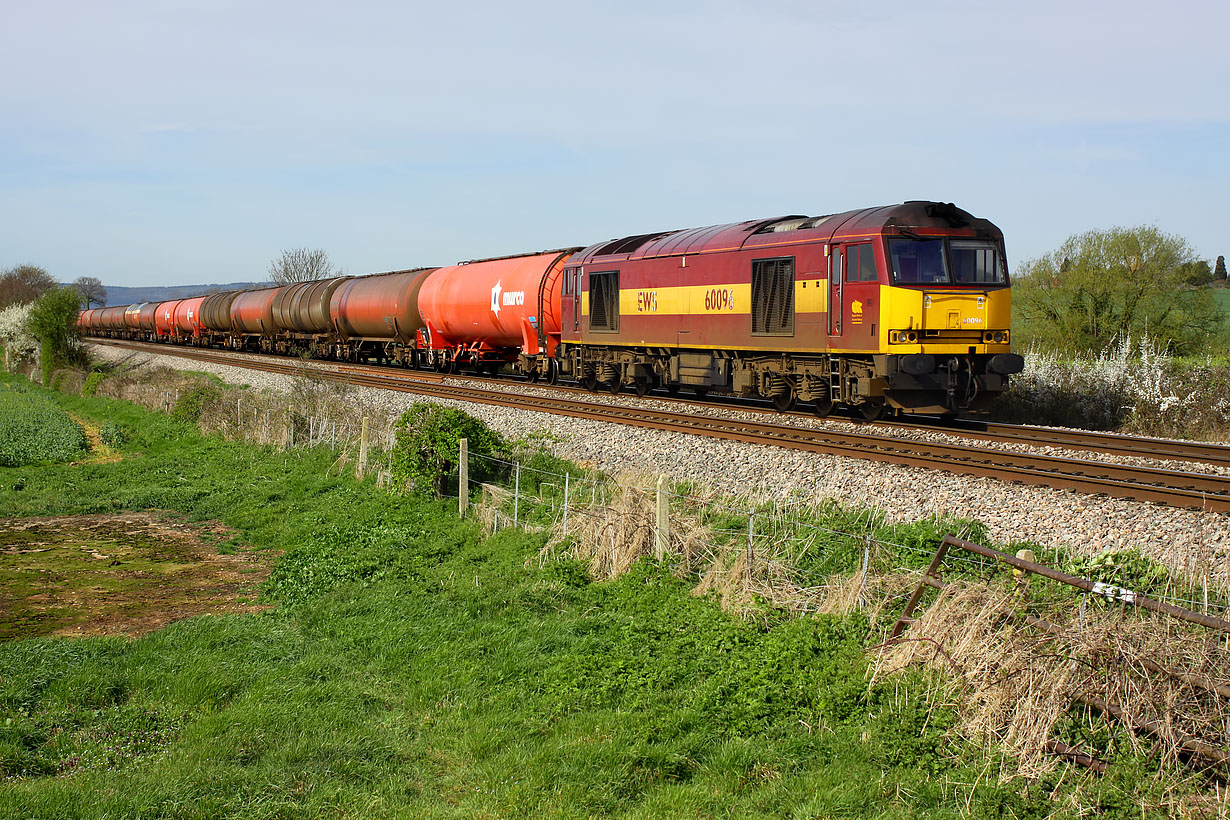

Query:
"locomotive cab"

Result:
[[875, 229, 1023, 414]]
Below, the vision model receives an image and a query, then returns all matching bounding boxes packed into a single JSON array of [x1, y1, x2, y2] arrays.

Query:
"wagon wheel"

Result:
[[528, 366, 540, 384], [771, 388, 796, 413], [633, 373, 653, 397], [544, 360, 559, 385], [859, 399, 886, 422], [813, 398, 835, 417]]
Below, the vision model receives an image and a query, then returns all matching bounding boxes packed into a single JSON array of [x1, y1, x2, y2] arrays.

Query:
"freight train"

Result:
[[78, 201, 1023, 418]]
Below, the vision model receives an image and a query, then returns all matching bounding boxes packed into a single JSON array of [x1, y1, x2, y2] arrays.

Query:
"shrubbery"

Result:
[[391, 402, 506, 495], [0, 302, 38, 370], [0, 383, 87, 466], [27, 287, 85, 384], [996, 335, 1230, 436]]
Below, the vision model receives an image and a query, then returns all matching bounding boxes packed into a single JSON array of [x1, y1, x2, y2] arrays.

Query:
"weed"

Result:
[[81, 370, 106, 397]]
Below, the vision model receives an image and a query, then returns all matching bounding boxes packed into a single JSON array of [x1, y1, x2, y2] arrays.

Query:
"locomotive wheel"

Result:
[[607, 378, 622, 394], [633, 374, 653, 397], [813, 398, 835, 417], [665, 383, 680, 396], [859, 400, 886, 422], [581, 374, 598, 392]]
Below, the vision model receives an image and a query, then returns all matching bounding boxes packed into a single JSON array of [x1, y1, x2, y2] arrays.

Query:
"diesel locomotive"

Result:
[[79, 200, 1023, 418]]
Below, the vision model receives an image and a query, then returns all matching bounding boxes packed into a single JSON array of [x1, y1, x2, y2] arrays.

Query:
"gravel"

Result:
[[89, 343, 1230, 581]]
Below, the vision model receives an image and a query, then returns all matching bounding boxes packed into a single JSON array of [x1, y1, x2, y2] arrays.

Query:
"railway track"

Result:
[[93, 339, 1230, 512]]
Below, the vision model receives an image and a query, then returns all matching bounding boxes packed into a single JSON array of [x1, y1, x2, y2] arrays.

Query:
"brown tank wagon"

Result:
[[200, 292, 238, 334]]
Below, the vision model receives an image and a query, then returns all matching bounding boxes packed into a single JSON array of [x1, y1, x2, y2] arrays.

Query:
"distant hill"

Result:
[[94, 282, 274, 306]]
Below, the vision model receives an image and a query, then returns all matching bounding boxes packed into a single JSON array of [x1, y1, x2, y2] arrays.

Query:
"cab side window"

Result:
[[844, 244, 878, 282]]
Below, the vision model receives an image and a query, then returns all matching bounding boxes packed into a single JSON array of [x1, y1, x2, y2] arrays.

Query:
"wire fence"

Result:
[[455, 445, 1230, 619]]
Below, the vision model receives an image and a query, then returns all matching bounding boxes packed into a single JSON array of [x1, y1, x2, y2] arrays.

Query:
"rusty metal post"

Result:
[[888, 539, 952, 641]]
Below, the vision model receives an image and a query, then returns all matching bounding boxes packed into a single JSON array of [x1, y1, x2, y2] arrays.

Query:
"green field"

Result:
[[0, 373, 1199, 818]]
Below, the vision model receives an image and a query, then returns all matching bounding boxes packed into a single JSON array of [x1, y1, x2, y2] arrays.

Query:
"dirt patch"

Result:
[[0, 512, 276, 640]]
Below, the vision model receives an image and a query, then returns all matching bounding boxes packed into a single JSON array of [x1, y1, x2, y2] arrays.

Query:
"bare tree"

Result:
[[0, 264, 57, 309], [73, 275, 107, 308], [268, 248, 335, 285]]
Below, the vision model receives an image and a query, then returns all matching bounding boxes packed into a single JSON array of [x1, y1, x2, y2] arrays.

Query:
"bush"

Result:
[[172, 383, 221, 423], [27, 287, 85, 384], [0, 384, 87, 466], [995, 335, 1230, 436], [391, 402, 505, 496], [0, 303, 37, 368]]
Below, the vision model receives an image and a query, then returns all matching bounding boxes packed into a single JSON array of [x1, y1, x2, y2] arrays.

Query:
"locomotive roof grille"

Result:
[[591, 231, 678, 257], [752, 214, 836, 234]]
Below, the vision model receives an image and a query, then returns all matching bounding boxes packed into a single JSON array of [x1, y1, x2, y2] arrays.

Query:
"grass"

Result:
[[0, 372, 1203, 818]]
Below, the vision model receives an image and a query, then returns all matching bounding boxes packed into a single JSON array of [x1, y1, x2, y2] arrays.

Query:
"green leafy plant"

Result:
[[172, 383, 221, 423], [27, 286, 85, 385], [391, 402, 505, 496], [99, 420, 126, 448], [82, 369, 106, 397], [0, 383, 87, 466]]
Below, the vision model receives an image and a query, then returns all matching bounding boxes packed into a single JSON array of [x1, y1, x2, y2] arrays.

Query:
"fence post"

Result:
[[747, 512, 755, 572], [357, 416, 370, 478], [459, 438, 469, 517], [655, 474, 669, 559], [562, 472, 570, 538], [513, 463, 521, 527]]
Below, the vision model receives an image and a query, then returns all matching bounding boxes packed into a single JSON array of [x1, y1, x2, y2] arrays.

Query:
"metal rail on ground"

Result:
[[91, 339, 1230, 512]]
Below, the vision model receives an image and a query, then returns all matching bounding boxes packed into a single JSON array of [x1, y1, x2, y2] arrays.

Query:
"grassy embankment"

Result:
[[0, 371, 1206, 818]]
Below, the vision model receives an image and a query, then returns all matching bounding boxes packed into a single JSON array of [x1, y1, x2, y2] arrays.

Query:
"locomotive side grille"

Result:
[[589, 270, 620, 332], [751, 257, 795, 336]]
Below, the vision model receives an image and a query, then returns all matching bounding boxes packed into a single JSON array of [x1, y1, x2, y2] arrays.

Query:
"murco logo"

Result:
[[490, 280, 525, 315]]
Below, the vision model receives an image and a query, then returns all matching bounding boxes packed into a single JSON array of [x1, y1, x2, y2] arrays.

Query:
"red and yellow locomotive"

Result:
[[548, 201, 1021, 417]]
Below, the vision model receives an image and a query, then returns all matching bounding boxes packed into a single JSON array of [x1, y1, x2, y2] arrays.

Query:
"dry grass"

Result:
[[872, 578, 1230, 780], [541, 474, 712, 581]]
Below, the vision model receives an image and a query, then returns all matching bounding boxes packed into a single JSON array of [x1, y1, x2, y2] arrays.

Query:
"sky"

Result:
[[2, 0, 1228, 288]]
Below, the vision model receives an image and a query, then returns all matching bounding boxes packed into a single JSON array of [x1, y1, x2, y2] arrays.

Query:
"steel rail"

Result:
[[93, 339, 1230, 513], [93, 338, 1230, 469]]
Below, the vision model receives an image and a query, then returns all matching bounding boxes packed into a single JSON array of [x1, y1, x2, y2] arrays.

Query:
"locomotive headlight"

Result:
[[907, 332, 917, 343], [983, 331, 994, 343], [993, 331, 1006, 343]]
